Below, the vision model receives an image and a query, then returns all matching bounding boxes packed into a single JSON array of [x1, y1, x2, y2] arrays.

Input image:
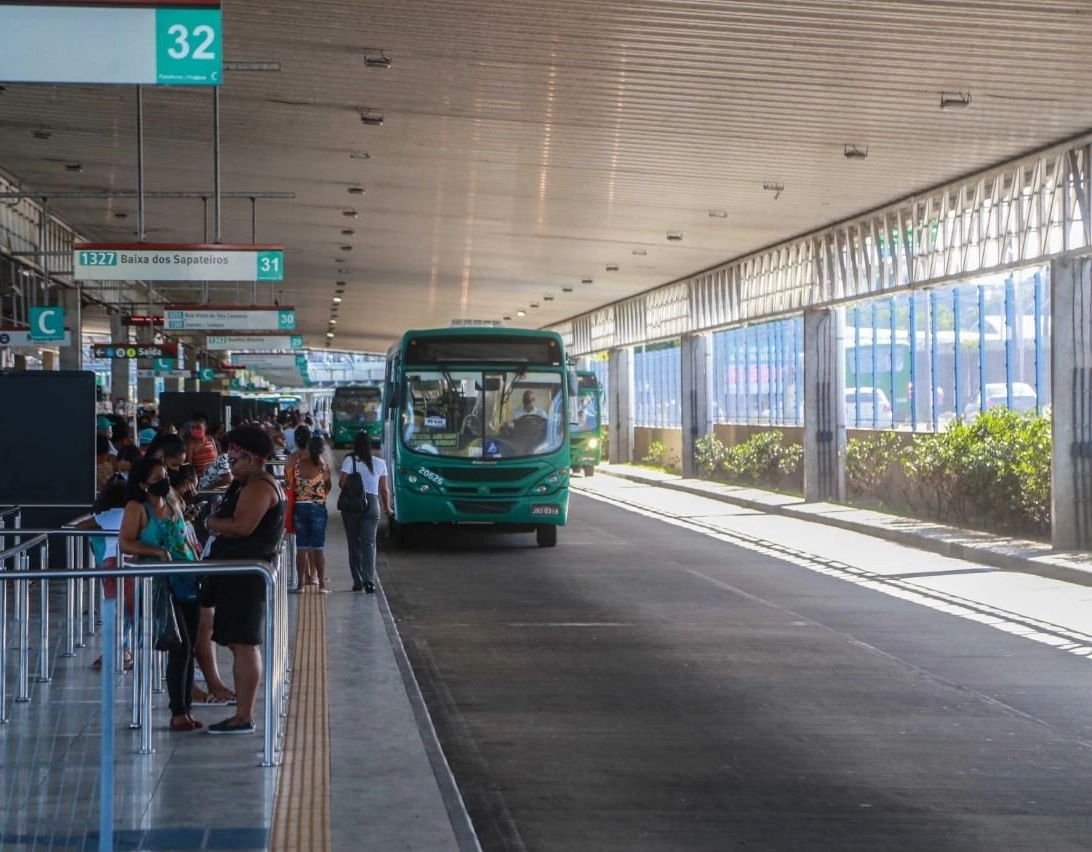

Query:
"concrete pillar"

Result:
[[41, 350, 56, 371], [109, 313, 130, 405], [1050, 256, 1092, 550], [803, 307, 846, 503], [13, 354, 27, 370], [680, 332, 713, 478], [58, 286, 83, 371], [607, 347, 634, 465]]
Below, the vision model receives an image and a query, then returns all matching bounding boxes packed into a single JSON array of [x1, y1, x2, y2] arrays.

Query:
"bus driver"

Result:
[[512, 389, 547, 422]]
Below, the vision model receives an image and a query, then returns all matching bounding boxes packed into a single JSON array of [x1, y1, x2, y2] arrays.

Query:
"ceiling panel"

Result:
[[0, 0, 1090, 354]]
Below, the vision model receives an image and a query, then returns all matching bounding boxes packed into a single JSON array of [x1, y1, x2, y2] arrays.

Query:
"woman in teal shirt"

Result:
[[120, 455, 202, 732]]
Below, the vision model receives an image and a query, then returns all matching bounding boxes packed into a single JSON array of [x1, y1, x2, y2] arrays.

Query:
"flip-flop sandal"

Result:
[[202, 693, 237, 705]]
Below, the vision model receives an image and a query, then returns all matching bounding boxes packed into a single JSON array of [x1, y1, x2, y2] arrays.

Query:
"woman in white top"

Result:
[[339, 431, 390, 593]]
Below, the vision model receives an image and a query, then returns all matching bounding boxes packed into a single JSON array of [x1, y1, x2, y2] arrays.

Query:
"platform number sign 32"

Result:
[[155, 9, 222, 86]]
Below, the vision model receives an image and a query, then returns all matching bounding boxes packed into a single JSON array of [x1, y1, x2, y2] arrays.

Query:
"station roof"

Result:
[[1, 0, 1091, 354]]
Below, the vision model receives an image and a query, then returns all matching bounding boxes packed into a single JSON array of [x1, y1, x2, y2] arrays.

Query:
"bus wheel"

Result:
[[535, 525, 557, 548], [583, 465, 595, 477]]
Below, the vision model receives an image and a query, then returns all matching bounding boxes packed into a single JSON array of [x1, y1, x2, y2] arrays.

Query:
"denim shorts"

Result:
[[293, 501, 328, 549]]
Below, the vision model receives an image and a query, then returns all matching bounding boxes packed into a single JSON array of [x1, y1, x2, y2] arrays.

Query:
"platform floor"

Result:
[[0, 507, 473, 852]]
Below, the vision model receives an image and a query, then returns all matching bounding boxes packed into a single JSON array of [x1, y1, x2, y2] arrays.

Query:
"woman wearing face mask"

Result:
[[119, 455, 202, 732], [186, 412, 219, 477]]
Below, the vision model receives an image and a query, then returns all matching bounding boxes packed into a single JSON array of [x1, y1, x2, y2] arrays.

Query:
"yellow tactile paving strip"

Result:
[[271, 589, 332, 852]]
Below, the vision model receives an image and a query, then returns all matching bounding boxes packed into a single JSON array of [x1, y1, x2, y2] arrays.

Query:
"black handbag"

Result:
[[152, 578, 183, 652], [337, 456, 370, 514]]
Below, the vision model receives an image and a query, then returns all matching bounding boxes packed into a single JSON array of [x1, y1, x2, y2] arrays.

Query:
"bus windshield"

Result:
[[573, 388, 600, 433], [401, 369, 565, 459], [335, 386, 382, 424]]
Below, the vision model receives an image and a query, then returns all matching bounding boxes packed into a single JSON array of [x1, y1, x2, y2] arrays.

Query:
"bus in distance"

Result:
[[332, 384, 383, 448], [383, 327, 575, 547], [570, 370, 604, 476]]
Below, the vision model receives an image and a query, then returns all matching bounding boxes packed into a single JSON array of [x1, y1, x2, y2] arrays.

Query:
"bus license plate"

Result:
[[531, 505, 560, 516]]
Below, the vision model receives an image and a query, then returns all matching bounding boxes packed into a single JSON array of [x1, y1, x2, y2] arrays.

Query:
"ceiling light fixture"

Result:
[[329, 319, 337, 325], [342, 210, 358, 218], [632, 248, 647, 256], [349, 151, 371, 160], [502, 315, 512, 321], [332, 296, 342, 304], [339, 245, 353, 252], [544, 295, 554, 301], [763, 181, 785, 200], [708, 210, 728, 218], [358, 108, 385, 126], [940, 91, 972, 109], [65, 163, 83, 173], [562, 287, 573, 293], [341, 228, 354, 236], [843, 144, 868, 160], [581, 278, 593, 284], [347, 186, 365, 195], [32, 128, 52, 140], [606, 264, 619, 272], [517, 310, 526, 317], [326, 332, 334, 338], [113, 212, 129, 219], [364, 50, 392, 69], [666, 232, 683, 241]]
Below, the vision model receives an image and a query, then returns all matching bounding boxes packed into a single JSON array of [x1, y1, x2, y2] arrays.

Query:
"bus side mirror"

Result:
[[568, 371, 579, 397]]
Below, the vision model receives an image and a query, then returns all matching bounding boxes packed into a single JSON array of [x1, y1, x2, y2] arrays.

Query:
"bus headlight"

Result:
[[587, 438, 599, 449], [534, 485, 548, 494], [407, 474, 418, 484], [548, 475, 560, 484], [419, 483, 430, 492]]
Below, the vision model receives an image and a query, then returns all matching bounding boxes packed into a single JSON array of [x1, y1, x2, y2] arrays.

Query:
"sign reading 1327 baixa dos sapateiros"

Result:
[[73, 243, 283, 282], [165, 306, 296, 332]]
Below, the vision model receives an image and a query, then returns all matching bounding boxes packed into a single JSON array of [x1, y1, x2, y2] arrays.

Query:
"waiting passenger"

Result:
[[203, 426, 285, 735], [290, 436, 332, 593], [186, 411, 219, 476], [119, 456, 202, 732]]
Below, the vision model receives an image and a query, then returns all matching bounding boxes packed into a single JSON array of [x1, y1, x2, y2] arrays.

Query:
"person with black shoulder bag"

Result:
[[338, 431, 390, 593]]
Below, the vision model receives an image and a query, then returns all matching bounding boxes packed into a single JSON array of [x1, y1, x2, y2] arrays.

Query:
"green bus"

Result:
[[332, 384, 384, 448], [569, 370, 604, 476], [383, 327, 575, 548]]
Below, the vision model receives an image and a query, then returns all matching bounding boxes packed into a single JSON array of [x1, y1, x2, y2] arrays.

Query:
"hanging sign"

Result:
[[92, 343, 178, 360], [0, 3, 223, 86], [206, 334, 304, 350], [28, 307, 66, 342], [73, 243, 283, 282], [0, 328, 72, 347], [164, 306, 296, 332]]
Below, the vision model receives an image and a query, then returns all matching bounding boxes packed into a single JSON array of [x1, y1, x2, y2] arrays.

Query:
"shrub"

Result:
[[723, 430, 802, 488], [845, 432, 905, 499], [694, 433, 728, 477], [642, 440, 680, 472]]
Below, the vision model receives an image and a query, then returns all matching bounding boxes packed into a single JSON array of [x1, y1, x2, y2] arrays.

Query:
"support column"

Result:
[[136, 324, 156, 405], [109, 313, 130, 406], [1050, 256, 1092, 550], [607, 347, 634, 465], [680, 333, 713, 478], [58, 286, 83, 371], [803, 307, 846, 503]]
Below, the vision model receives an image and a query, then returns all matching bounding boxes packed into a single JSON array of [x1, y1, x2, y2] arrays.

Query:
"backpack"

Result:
[[337, 455, 370, 514]]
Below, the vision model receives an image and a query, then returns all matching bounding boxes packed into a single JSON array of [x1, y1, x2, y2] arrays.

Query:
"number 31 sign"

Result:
[[156, 8, 222, 86]]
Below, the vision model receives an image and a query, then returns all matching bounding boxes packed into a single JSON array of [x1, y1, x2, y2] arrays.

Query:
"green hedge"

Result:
[[696, 408, 1051, 538]]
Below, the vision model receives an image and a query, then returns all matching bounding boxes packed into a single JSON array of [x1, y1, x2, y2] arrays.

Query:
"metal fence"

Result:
[[624, 263, 1052, 432], [0, 520, 294, 851]]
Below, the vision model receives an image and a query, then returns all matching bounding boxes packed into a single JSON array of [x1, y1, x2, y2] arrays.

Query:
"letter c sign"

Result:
[[29, 307, 65, 342]]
